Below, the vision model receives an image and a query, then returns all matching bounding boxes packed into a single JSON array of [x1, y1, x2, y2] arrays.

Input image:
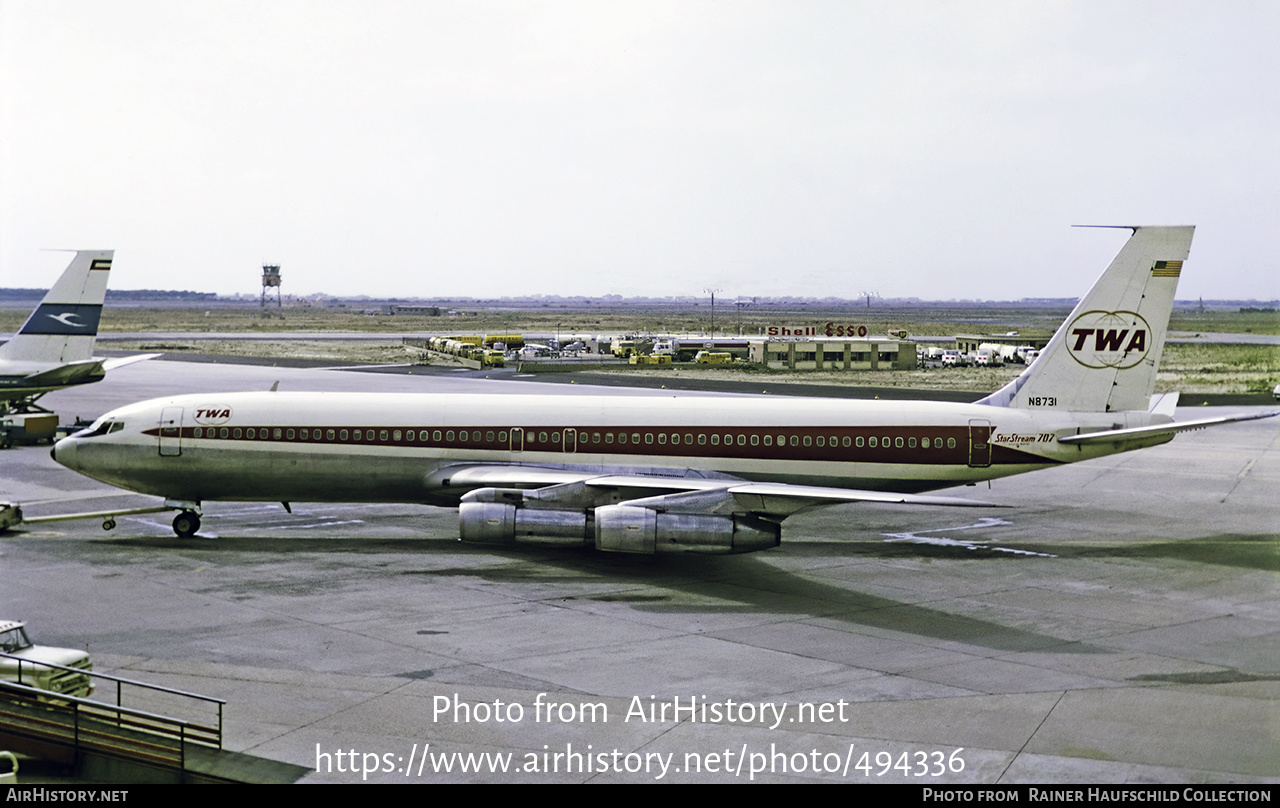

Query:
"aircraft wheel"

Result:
[[172, 512, 200, 538], [102, 517, 116, 531]]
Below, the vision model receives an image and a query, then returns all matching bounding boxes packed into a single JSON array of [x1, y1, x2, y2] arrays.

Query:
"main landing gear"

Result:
[[172, 511, 201, 538]]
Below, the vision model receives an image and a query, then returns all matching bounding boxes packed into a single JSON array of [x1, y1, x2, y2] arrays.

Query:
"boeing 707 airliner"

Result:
[[49, 227, 1275, 552]]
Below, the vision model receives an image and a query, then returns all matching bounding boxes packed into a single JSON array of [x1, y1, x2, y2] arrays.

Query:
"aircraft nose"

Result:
[[51, 437, 77, 469]]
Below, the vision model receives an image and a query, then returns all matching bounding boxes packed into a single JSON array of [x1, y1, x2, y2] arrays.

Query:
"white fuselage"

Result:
[[52, 390, 1169, 504]]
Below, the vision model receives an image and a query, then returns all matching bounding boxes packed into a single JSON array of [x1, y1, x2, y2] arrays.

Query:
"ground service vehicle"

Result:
[[694, 351, 733, 364], [0, 621, 93, 697]]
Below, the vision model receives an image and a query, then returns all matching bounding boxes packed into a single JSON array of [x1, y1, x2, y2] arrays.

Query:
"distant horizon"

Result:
[[2, 286, 1278, 310]]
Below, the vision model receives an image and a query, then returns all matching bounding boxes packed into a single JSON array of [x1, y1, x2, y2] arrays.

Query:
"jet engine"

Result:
[[457, 485, 780, 555], [458, 500, 588, 548], [593, 505, 780, 555]]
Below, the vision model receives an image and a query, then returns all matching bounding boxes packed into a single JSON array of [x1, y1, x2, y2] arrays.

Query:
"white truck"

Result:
[[0, 621, 94, 698]]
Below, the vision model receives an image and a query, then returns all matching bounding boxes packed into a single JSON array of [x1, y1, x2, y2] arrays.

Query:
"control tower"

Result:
[[260, 263, 282, 315]]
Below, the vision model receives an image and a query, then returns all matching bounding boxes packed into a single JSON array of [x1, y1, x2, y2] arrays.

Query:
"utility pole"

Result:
[[704, 287, 722, 336]]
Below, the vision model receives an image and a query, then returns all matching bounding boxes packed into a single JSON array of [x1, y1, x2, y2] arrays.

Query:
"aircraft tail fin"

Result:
[[0, 251, 113, 364], [978, 227, 1192, 413]]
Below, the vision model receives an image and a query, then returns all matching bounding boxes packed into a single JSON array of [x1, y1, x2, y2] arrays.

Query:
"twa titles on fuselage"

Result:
[[50, 227, 1276, 551]]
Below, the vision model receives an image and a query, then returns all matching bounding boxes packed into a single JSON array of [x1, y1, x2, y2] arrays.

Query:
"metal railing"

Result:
[[0, 681, 199, 773], [0, 651, 224, 750]]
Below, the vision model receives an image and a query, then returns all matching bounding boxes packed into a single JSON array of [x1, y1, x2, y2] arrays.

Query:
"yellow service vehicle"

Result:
[[693, 351, 733, 365]]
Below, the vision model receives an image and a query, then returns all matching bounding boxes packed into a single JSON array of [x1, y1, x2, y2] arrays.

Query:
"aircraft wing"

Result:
[[1057, 410, 1278, 446], [439, 464, 995, 520]]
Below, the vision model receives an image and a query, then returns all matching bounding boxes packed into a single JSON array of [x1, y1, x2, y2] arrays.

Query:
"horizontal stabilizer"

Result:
[[11, 359, 105, 387], [1058, 410, 1277, 446], [100, 353, 161, 371]]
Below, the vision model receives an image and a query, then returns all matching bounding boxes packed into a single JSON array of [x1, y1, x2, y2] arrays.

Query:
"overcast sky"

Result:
[[2, 1, 1277, 301]]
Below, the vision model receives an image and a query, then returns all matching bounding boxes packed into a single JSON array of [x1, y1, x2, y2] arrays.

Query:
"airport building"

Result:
[[747, 338, 916, 371], [954, 333, 1051, 353]]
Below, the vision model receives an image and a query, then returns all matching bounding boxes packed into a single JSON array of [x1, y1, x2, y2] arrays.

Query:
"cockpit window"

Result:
[[74, 419, 124, 438]]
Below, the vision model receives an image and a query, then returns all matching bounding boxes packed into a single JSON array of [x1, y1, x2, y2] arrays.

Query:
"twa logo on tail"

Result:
[[1066, 310, 1151, 369]]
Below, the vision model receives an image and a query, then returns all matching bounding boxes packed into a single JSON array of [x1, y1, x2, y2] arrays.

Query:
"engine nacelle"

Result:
[[458, 501, 589, 547], [593, 505, 780, 555]]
